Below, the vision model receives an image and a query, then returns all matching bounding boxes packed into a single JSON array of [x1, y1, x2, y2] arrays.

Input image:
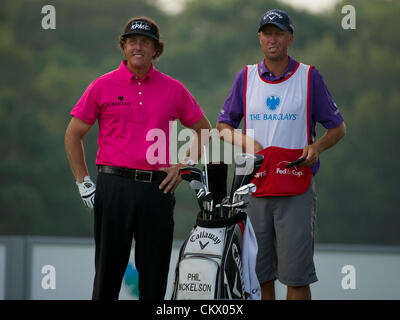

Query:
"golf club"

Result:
[[232, 183, 257, 204], [285, 156, 307, 168], [223, 200, 246, 218], [179, 167, 204, 183], [189, 180, 213, 219], [202, 144, 213, 216], [229, 153, 264, 203], [189, 180, 207, 217], [203, 145, 209, 191]]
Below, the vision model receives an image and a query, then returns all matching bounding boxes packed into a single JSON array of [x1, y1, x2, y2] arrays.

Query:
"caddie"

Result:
[[216, 9, 346, 299]]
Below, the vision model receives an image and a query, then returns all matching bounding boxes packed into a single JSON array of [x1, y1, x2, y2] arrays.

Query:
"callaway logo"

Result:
[[264, 11, 283, 20], [190, 230, 221, 245], [231, 243, 243, 298], [199, 241, 209, 250], [131, 22, 150, 31]]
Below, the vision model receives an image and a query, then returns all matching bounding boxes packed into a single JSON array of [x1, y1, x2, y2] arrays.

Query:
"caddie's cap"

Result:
[[121, 19, 160, 41], [258, 9, 294, 33]]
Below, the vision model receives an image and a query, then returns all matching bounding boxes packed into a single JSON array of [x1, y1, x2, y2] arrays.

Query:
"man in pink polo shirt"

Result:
[[65, 16, 211, 300]]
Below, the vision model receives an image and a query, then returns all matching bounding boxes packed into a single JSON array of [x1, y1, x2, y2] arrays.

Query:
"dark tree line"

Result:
[[0, 0, 399, 244]]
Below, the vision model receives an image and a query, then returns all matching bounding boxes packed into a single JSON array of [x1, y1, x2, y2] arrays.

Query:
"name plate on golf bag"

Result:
[[176, 256, 219, 299], [172, 213, 246, 300]]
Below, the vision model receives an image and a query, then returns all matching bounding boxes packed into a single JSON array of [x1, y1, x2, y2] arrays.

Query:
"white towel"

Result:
[[241, 216, 261, 300]]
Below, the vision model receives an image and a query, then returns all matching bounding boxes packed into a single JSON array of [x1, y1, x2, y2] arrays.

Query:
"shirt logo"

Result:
[[249, 94, 297, 121], [266, 95, 280, 111], [111, 96, 131, 106]]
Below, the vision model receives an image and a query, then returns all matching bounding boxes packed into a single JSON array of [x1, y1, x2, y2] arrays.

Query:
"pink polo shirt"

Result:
[[71, 60, 204, 170]]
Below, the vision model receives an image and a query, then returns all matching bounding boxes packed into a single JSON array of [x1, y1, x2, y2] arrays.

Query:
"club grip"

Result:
[[285, 157, 306, 168]]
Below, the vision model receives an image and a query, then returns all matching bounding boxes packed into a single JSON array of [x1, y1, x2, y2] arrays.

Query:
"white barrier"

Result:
[[0, 237, 400, 300]]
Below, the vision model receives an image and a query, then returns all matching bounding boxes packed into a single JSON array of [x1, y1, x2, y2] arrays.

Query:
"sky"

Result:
[[278, 0, 340, 13], [154, 0, 341, 15]]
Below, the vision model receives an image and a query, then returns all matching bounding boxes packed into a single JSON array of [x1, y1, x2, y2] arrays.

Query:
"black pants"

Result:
[[92, 173, 175, 300]]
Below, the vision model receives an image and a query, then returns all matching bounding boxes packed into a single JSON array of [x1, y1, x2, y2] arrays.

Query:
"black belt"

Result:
[[97, 165, 167, 183]]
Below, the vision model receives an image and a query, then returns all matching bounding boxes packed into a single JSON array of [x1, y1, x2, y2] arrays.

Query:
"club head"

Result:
[[235, 183, 257, 196], [190, 180, 206, 191], [197, 188, 205, 198], [180, 165, 211, 219], [200, 191, 213, 215], [223, 200, 245, 208], [231, 200, 245, 208], [198, 190, 212, 200], [229, 153, 264, 202], [234, 153, 263, 175], [194, 189, 205, 214], [202, 191, 213, 202], [197, 189, 213, 201], [233, 183, 257, 204], [179, 167, 204, 184]]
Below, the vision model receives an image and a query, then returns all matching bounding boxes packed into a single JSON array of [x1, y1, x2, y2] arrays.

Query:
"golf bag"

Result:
[[171, 211, 247, 299], [171, 156, 263, 300]]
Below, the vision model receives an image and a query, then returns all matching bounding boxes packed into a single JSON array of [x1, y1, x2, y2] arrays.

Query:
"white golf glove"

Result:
[[76, 176, 96, 209]]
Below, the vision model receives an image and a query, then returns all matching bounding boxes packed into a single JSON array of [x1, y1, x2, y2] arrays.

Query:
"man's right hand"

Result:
[[76, 176, 96, 209]]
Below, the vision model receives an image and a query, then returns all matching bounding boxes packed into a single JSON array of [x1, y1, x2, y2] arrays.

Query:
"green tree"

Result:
[[1, 0, 399, 244]]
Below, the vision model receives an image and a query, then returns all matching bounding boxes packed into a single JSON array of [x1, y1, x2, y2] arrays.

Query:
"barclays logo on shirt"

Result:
[[266, 95, 280, 111], [249, 95, 297, 121], [259, 94, 297, 121]]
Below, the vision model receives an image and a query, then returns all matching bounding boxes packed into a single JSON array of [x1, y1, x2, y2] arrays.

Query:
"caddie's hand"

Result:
[[253, 141, 264, 154], [76, 176, 96, 209], [242, 138, 263, 154], [158, 163, 185, 194], [299, 144, 320, 167]]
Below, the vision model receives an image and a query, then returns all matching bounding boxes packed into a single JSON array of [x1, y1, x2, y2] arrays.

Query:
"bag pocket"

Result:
[[175, 256, 220, 300]]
